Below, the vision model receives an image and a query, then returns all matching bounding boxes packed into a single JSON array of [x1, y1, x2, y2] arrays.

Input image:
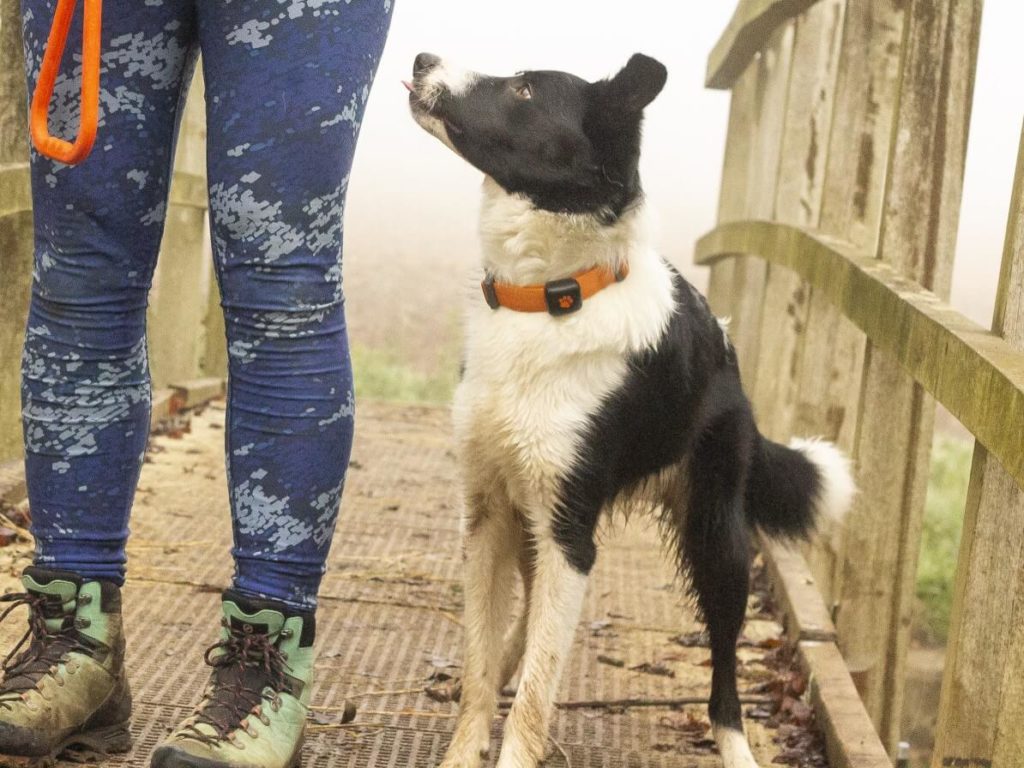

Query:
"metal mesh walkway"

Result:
[[1, 401, 825, 767]]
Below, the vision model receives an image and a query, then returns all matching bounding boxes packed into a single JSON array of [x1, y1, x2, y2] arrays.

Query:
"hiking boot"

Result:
[[150, 590, 315, 768], [0, 567, 132, 766]]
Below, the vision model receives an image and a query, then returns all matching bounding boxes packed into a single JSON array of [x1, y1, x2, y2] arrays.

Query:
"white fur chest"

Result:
[[452, 186, 676, 512]]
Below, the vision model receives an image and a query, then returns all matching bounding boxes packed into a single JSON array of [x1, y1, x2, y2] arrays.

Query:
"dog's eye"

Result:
[[514, 83, 533, 100]]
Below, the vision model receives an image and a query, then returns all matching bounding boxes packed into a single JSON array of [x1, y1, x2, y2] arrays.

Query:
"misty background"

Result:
[[339, 2, 1024, 388]]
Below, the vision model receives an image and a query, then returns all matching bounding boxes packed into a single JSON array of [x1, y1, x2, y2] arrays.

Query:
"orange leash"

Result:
[[30, 0, 102, 165]]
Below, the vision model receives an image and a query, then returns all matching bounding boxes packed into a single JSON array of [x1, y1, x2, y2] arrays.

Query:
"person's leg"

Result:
[[200, 0, 393, 611], [20, 0, 199, 584], [6, 1, 197, 761], [151, 4, 391, 766]]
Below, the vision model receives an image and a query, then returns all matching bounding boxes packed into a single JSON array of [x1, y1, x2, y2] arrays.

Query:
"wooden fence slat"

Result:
[[146, 71, 224, 387], [752, 0, 845, 439], [795, 0, 906, 606], [933, 124, 1024, 768], [707, 0, 822, 89], [728, 22, 796, 386], [796, 0, 907, 605], [0, 0, 33, 463], [836, 0, 982, 749], [707, 61, 760, 318]]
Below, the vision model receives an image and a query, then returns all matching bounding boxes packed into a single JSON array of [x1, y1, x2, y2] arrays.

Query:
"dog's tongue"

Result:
[[402, 80, 414, 92]]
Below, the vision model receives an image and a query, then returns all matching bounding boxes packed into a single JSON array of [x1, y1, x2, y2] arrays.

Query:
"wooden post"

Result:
[[0, 0, 34, 462], [797, 0, 907, 610], [834, 0, 982, 751], [146, 70, 215, 388], [707, 22, 797, 389], [706, 62, 758, 317], [932, 124, 1024, 768], [751, 0, 846, 439]]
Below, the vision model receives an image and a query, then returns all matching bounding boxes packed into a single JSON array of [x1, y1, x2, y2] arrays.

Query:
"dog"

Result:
[[407, 52, 855, 768]]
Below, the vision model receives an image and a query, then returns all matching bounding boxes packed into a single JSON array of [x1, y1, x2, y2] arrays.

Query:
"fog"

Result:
[[341, 2, 1024, 366]]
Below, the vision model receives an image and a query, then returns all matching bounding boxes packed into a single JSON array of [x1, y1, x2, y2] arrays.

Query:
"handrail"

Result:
[[696, 221, 1024, 488], [706, 0, 821, 89], [0, 165, 208, 219]]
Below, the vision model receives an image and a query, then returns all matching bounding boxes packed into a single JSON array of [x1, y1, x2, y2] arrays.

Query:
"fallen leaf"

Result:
[[628, 662, 675, 678]]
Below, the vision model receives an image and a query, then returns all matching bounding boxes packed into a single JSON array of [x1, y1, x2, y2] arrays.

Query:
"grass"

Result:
[[351, 344, 458, 405], [916, 435, 972, 645]]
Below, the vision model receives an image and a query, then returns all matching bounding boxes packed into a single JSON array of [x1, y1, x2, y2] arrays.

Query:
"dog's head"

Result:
[[407, 53, 667, 222]]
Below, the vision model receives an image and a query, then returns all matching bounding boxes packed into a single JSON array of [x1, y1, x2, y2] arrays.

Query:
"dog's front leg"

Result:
[[495, 534, 589, 768], [497, 527, 534, 692], [441, 493, 519, 768]]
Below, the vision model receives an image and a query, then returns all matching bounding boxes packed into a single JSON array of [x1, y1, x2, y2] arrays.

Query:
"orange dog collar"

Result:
[[481, 263, 629, 316], [31, 0, 102, 165]]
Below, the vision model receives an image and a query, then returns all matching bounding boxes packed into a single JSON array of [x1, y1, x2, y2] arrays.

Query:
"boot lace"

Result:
[[180, 619, 292, 745], [0, 591, 91, 704]]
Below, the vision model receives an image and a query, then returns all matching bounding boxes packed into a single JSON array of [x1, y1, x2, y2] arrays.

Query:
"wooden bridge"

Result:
[[701, 2, 1023, 766], [1, 1, 1023, 767]]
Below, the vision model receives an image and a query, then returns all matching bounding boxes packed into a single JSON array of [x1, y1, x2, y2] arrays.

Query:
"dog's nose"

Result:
[[414, 52, 442, 76]]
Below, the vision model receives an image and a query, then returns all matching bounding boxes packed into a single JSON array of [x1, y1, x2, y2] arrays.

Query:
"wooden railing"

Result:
[[702, 1, 1024, 766]]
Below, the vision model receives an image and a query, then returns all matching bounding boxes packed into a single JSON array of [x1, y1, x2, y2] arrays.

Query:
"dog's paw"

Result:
[[440, 720, 491, 768], [439, 743, 489, 768]]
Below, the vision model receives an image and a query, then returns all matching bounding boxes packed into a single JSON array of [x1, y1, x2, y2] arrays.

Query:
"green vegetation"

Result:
[[351, 344, 458, 404], [916, 435, 972, 645]]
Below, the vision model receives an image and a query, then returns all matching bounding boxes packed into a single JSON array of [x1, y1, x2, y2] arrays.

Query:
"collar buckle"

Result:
[[481, 276, 500, 310]]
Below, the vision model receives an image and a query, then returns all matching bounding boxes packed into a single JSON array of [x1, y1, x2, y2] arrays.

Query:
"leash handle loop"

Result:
[[30, 0, 103, 165]]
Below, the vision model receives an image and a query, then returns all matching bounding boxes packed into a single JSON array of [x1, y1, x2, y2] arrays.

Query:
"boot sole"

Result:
[[0, 721, 132, 768], [150, 739, 303, 768]]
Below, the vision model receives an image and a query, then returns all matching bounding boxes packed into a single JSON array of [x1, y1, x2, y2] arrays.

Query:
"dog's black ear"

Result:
[[597, 54, 667, 114]]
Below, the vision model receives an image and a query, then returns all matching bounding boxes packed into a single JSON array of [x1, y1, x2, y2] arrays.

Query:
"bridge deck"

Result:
[[0, 401, 827, 767]]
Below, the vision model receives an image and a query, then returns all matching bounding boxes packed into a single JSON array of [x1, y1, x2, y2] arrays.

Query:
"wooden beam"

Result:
[[836, 1, 982, 747], [759, 531, 890, 767], [752, 0, 846, 440], [707, 0, 822, 89], [932, 123, 1024, 768], [758, 533, 836, 644], [170, 378, 226, 410], [794, 0, 906, 607], [0, 164, 206, 217], [724, 22, 796, 386], [695, 220, 1024, 493], [0, 164, 31, 219]]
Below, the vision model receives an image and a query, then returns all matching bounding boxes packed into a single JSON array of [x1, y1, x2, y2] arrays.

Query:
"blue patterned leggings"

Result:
[[20, 0, 393, 609]]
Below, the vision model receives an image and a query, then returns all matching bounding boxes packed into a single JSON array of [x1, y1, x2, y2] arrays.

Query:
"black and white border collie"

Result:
[[407, 52, 854, 768]]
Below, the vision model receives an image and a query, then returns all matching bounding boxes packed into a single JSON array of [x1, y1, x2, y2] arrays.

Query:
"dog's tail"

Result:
[[744, 434, 855, 539]]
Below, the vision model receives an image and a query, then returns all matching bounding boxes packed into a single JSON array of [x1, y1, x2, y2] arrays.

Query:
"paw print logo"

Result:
[[559, 296, 575, 310]]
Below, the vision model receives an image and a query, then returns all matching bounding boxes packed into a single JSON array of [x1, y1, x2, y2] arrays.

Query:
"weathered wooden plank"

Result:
[[752, 0, 845, 439], [706, 62, 759, 318], [837, 0, 982, 748], [149, 73, 215, 390], [0, 460, 26, 506], [793, 0, 906, 609], [932, 124, 1024, 768], [728, 22, 796, 386], [1, 163, 207, 217], [0, 0, 33, 464], [0, 0, 28, 166], [694, 222, 1024, 493], [707, 0, 822, 89], [169, 378, 226, 410], [150, 388, 178, 430], [0, 164, 31, 219], [801, 641, 893, 768], [760, 530, 890, 767], [759, 533, 837, 644]]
